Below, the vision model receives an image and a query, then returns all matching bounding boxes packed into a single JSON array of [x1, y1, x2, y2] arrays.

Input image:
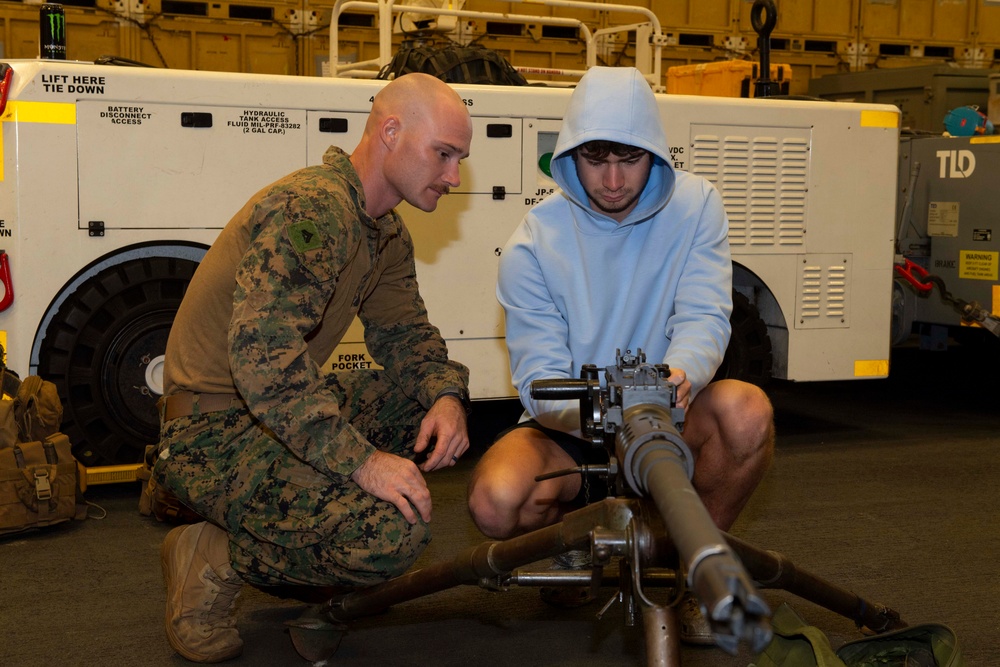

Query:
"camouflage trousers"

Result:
[[153, 370, 431, 589]]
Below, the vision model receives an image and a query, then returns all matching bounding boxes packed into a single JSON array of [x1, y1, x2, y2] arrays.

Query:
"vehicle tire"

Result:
[[713, 291, 773, 387], [37, 257, 198, 466]]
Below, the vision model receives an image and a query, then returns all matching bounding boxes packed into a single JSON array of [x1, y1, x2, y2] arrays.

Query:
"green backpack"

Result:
[[751, 604, 965, 667]]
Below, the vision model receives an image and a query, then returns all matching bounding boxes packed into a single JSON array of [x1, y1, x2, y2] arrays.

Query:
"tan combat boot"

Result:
[[162, 521, 244, 663], [679, 591, 714, 645]]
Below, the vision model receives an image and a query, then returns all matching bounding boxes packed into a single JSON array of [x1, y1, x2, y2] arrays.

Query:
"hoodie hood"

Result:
[[550, 67, 676, 227]]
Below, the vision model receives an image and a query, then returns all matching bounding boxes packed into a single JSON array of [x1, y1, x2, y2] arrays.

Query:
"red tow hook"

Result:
[[893, 258, 933, 294], [0, 250, 13, 312], [0, 63, 12, 118]]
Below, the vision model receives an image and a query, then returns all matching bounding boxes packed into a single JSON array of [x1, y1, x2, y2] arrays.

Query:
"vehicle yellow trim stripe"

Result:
[[1, 100, 77, 124], [859, 110, 899, 129], [854, 359, 889, 377], [1, 101, 77, 181]]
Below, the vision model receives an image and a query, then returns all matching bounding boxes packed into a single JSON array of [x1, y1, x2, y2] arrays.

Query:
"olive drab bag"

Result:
[[751, 604, 966, 667], [0, 374, 88, 535], [12, 374, 63, 442]]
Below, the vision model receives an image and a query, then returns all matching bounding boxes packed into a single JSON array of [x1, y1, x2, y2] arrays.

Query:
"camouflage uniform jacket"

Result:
[[163, 146, 469, 479]]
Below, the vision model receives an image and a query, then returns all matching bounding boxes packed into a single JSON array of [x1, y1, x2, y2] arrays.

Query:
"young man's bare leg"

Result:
[[681, 379, 775, 531], [467, 428, 582, 539]]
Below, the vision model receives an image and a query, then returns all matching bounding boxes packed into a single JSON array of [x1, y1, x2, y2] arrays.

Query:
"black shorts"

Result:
[[495, 419, 611, 506]]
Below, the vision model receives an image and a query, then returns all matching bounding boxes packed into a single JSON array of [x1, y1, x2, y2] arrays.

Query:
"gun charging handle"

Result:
[[530, 368, 604, 442], [530, 376, 613, 483], [529, 378, 592, 400]]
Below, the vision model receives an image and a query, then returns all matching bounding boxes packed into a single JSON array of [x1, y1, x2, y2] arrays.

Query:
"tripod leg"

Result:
[[725, 533, 906, 633], [325, 499, 640, 622], [641, 604, 681, 667]]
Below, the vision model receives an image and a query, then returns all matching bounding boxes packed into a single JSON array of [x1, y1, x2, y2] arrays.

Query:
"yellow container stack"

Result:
[[666, 60, 792, 98]]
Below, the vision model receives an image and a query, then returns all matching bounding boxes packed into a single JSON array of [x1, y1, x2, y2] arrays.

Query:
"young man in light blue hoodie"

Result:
[[467, 66, 775, 643]]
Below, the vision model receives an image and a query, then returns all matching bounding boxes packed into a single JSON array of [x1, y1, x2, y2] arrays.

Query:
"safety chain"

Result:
[[894, 259, 1000, 337]]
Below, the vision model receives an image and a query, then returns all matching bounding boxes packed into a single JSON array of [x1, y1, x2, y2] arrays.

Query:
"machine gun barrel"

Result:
[[618, 404, 771, 654]]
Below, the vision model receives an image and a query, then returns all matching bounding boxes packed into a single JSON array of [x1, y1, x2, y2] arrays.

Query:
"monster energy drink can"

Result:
[[40, 3, 67, 60]]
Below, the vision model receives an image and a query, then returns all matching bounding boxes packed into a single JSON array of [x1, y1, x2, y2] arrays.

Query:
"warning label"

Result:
[[959, 250, 999, 281], [226, 109, 301, 135]]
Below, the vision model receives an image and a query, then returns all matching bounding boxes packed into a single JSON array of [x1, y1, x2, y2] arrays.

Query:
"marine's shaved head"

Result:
[[352, 73, 472, 217], [367, 72, 466, 132]]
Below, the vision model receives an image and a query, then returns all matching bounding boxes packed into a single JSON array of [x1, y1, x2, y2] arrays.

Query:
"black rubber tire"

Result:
[[713, 291, 773, 387], [37, 257, 198, 466]]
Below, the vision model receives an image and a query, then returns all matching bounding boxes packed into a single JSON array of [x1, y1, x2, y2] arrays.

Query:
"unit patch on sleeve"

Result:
[[288, 220, 323, 253]]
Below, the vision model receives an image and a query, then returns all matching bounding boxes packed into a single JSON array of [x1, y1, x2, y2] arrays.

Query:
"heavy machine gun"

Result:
[[291, 350, 906, 665], [529, 349, 770, 654]]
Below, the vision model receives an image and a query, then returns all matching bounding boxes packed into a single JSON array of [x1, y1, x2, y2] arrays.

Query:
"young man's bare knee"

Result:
[[467, 473, 526, 538]]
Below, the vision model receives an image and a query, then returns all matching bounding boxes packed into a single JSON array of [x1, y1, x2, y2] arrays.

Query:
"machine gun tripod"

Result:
[[288, 350, 905, 665]]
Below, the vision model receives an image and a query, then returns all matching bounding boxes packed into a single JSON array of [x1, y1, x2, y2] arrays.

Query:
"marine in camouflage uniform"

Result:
[[154, 145, 469, 589]]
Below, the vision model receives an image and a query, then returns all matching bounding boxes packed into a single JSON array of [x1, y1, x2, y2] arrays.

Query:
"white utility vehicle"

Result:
[[0, 0, 901, 471]]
